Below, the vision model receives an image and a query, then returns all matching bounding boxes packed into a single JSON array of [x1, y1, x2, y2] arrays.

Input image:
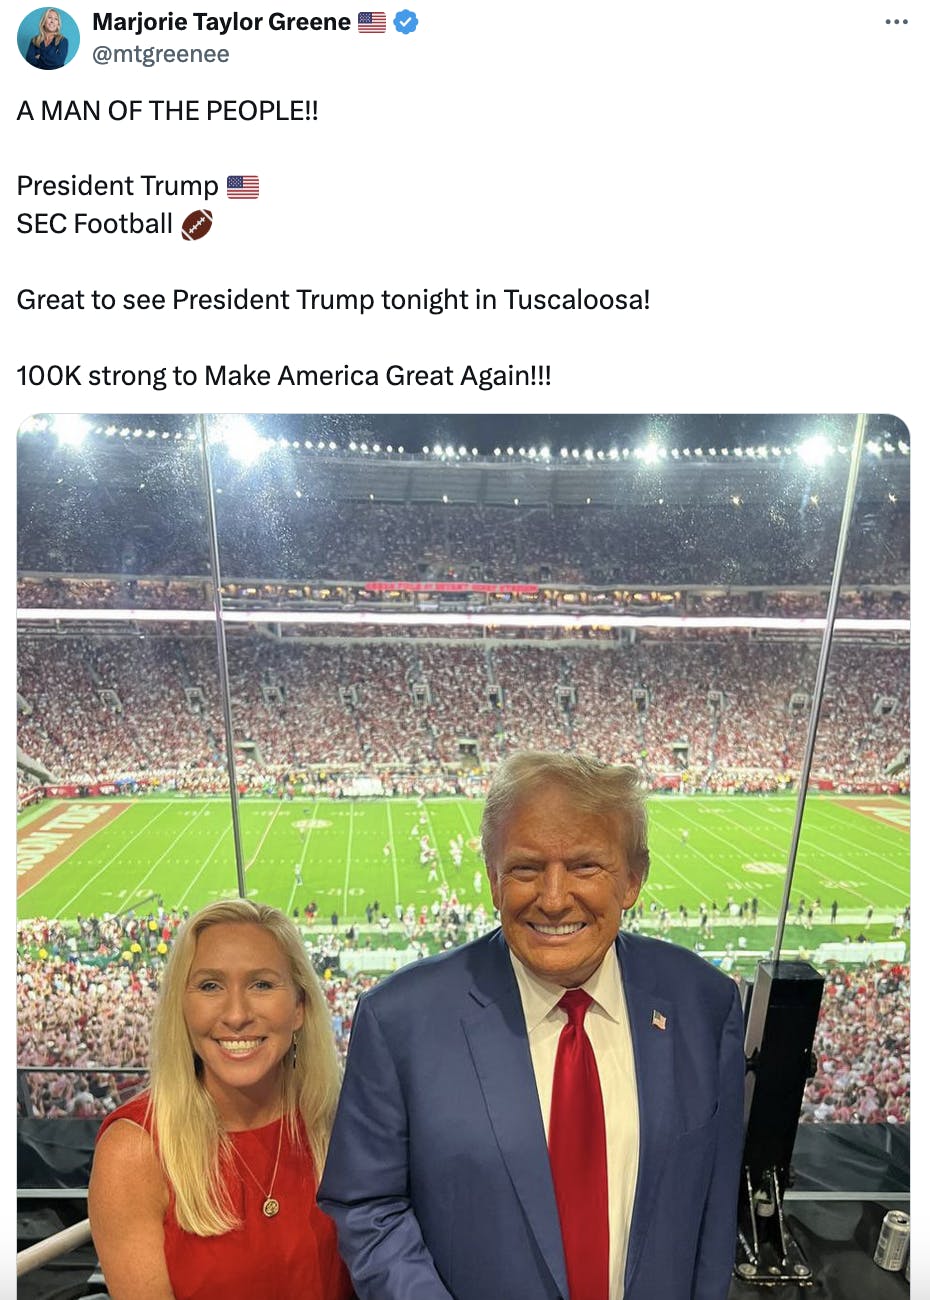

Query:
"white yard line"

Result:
[[286, 797, 321, 914], [243, 798, 287, 871], [51, 803, 175, 912], [733, 804, 908, 904], [651, 809, 749, 894], [342, 803, 355, 917], [385, 801, 401, 906], [813, 804, 910, 870], [422, 805, 449, 889], [178, 822, 235, 907], [456, 801, 481, 842], [121, 804, 214, 910]]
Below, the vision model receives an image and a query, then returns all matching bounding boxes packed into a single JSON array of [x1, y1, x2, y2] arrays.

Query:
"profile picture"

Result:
[[18, 7, 79, 69]]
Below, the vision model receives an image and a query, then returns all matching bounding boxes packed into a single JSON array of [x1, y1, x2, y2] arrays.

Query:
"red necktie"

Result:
[[548, 989, 609, 1300]]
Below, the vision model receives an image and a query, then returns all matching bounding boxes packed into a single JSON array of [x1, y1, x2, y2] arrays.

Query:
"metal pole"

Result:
[[197, 416, 247, 898], [772, 415, 869, 959]]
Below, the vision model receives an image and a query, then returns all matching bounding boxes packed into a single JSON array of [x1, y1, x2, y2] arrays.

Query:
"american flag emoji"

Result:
[[651, 1010, 667, 1031], [358, 11, 387, 32], [227, 175, 259, 199]]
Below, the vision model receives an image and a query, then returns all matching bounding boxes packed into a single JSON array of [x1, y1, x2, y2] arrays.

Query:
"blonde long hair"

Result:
[[34, 9, 63, 46], [148, 899, 340, 1236]]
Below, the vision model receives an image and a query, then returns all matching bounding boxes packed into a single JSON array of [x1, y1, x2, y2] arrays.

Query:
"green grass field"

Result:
[[17, 795, 910, 954]]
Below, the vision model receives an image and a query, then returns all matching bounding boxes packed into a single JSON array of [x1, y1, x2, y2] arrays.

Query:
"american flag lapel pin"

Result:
[[651, 1010, 667, 1031]]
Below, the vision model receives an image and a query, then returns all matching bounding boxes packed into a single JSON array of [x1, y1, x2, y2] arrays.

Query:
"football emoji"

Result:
[[181, 209, 213, 241]]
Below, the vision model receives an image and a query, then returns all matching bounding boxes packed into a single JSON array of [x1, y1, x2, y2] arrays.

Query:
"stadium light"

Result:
[[797, 435, 831, 467], [638, 443, 661, 465], [53, 416, 88, 449], [216, 417, 268, 466]]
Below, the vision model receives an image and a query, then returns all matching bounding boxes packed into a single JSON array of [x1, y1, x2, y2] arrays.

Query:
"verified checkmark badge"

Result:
[[393, 9, 418, 32]]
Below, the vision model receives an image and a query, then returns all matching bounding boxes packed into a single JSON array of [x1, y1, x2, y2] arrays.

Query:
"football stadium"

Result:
[[17, 414, 910, 1297]]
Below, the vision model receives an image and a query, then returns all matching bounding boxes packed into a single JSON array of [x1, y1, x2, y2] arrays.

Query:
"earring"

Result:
[[291, 1031, 299, 1069]]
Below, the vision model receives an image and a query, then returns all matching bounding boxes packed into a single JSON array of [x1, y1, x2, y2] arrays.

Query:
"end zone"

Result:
[[17, 801, 134, 895]]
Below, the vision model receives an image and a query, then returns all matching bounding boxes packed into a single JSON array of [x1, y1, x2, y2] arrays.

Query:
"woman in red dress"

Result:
[[89, 900, 354, 1300]]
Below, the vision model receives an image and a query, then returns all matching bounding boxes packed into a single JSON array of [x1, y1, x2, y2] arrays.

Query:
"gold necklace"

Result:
[[230, 1116, 285, 1218]]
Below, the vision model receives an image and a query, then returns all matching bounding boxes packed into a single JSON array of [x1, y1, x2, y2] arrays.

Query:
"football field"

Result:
[[17, 794, 909, 947]]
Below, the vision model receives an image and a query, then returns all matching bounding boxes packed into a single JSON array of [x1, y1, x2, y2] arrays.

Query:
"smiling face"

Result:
[[183, 923, 305, 1116], [42, 10, 60, 33], [487, 782, 642, 988]]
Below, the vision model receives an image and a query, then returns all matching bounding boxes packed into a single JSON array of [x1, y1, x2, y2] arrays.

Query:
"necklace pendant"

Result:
[[262, 1197, 280, 1218]]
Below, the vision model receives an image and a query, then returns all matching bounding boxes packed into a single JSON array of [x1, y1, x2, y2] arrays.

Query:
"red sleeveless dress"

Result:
[[96, 1094, 353, 1300]]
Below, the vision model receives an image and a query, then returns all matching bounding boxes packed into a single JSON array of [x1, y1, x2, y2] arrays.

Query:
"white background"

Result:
[[5, 0, 924, 1288]]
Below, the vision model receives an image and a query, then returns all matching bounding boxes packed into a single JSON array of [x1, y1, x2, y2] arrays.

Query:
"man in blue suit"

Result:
[[319, 752, 745, 1299]]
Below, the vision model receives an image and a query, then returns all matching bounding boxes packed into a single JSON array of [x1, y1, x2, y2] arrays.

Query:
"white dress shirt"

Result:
[[510, 947, 640, 1300]]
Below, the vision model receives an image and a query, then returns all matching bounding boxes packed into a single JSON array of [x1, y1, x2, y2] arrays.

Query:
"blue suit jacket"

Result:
[[319, 930, 745, 1300]]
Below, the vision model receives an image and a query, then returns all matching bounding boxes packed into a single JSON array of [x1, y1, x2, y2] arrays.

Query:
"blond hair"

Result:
[[34, 9, 63, 45], [481, 750, 650, 883], [148, 899, 340, 1235]]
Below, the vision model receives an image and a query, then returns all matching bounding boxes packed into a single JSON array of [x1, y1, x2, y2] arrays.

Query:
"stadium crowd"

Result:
[[17, 913, 909, 1127], [18, 632, 909, 793], [800, 962, 910, 1124], [18, 473, 909, 587]]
